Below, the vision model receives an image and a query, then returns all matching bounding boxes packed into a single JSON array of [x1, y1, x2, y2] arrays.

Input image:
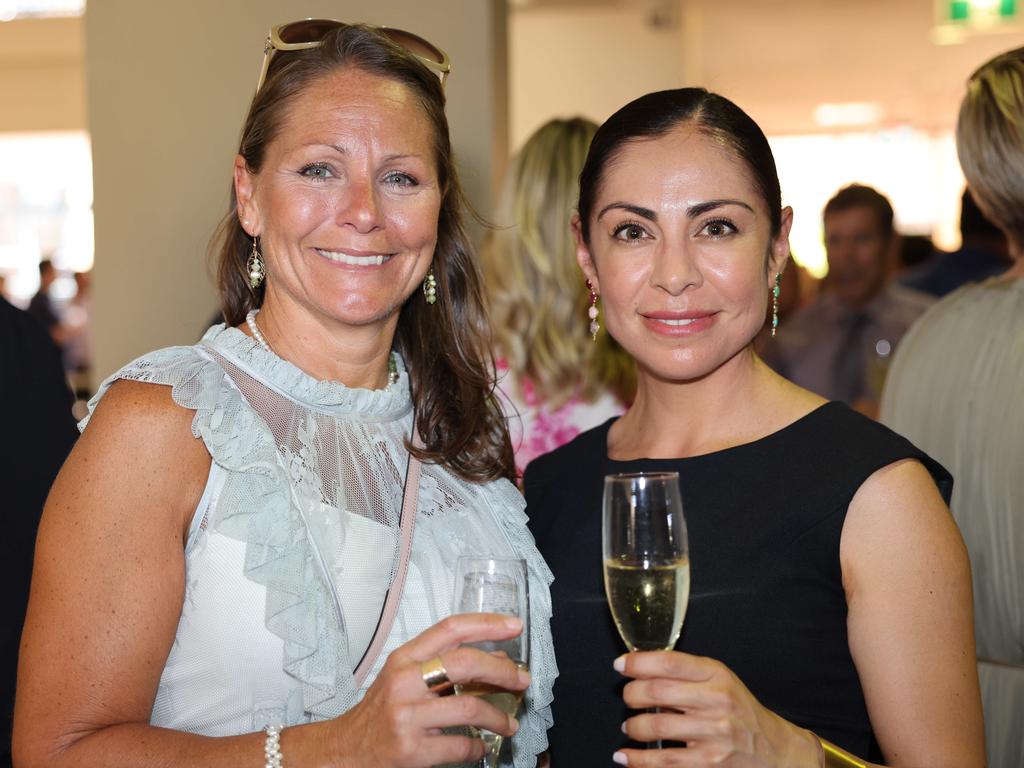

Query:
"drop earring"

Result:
[[247, 236, 265, 289], [423, 268, 437, 305], [770, 272, 781, 337], [586, 279, 600, 341]]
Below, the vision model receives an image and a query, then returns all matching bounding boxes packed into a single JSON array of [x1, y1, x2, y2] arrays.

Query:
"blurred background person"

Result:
[[61, 270, 94, 406], [482, 117, 634, 477], [26, 259, 61, 344], [901, 188, 1011, 297], [0, 292, 78, 768], [881, 45, 1024, 768], [765, 184, 932, 417], [893, 233, 938, 278]]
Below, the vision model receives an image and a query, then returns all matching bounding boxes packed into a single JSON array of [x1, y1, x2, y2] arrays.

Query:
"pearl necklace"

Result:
[[245, 309, 399, 390]]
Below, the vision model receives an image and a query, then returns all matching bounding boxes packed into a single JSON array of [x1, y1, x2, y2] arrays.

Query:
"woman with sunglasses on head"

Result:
[[524, 88, 985, 767], [14, 22, 553, 768]]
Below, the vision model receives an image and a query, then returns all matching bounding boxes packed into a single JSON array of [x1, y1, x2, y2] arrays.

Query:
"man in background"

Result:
[[901, 188, 1010, 297], [765, 184, 933, 417], [0, 294, 78, 768], [26, 260, 59, 339], [62, 271, 94, 403]]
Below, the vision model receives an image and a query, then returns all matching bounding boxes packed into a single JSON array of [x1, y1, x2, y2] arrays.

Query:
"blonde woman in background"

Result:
[[483, 118, 635, 477], [881, 46, 1024, 768]]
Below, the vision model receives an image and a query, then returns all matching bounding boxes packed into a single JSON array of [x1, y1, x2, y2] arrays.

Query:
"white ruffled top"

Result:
[[82, 324, 556, 767]]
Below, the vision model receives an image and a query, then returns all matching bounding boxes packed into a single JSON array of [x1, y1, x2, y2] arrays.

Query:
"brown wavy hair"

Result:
[[211, 24, 514, 482]]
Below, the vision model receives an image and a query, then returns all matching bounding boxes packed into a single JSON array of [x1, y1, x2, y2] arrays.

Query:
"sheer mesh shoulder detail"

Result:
[[83, 327, 555, 766]]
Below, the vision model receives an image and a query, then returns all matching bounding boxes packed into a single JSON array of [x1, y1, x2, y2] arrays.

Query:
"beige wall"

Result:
[[510, 3, 682, 149], [511, 0, 1022, 146], [0, 16, 85, 132], [86, 0, 507, 380]]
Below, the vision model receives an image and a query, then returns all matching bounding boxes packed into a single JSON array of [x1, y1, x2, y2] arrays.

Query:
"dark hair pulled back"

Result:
[[577, 87, 782, 244]]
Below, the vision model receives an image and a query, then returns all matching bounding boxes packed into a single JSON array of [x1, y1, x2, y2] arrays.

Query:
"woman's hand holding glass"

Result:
[[325, 613, 530, 768], [603, 473, 819, 766], [452, 557, 531, 768], [613, 651, 822, 767]]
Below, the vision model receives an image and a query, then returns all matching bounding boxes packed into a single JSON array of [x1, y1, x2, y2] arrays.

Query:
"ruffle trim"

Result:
[[84, 343, 378, 717], [201, 324, 412, 418], [483, 479, 557, 766]]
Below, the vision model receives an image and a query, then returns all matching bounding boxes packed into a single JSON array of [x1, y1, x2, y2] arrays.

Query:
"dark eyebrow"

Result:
[[687, 199, 755, 217], [597, 198, 755, 222], [597, 202, 657, 222]]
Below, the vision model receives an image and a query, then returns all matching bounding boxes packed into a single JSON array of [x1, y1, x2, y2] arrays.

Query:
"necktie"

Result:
[[830, 311, 869, 403]]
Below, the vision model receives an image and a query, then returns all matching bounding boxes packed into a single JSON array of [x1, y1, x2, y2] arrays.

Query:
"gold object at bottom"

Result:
[[820, 738, 869, 768], [421, 656, 454, 695]]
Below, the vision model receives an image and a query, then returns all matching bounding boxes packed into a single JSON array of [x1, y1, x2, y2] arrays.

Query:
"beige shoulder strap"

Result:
[[353, 434, 424, 685]]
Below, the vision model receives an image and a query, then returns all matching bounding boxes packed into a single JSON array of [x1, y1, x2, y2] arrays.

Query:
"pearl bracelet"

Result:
[[264, 724, 284, 768]]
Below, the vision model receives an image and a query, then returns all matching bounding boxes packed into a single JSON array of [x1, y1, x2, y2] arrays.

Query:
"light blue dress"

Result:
[[84, 324, 556, 767]]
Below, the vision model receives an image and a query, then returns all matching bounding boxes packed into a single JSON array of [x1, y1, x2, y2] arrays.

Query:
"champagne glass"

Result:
[[603, 472, 690, 748], [452, 557, 530, 768]]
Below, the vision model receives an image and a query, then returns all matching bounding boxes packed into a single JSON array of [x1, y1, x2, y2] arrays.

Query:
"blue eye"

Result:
[[300, 163, 333, 180], [384, 171, 417, 187]]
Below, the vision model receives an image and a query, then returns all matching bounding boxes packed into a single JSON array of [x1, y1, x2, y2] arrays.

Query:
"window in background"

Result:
[[0, 131, 93, 303], [0, 0, 84, 21], [770, 128, 964, 278]]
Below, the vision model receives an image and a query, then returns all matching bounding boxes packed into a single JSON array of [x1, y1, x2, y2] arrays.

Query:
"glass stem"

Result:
[[649, 706, 662, 749]]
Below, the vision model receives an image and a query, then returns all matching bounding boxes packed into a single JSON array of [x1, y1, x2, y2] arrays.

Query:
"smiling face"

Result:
[[235, 66, 441, 337], [576, 125, 791, 383]]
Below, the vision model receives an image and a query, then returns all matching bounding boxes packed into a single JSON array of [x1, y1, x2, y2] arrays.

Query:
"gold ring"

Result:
[[421, 656, 454, 695]]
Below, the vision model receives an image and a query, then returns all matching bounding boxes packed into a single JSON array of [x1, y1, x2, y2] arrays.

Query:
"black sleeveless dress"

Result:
[[523, 402, 952, 766]]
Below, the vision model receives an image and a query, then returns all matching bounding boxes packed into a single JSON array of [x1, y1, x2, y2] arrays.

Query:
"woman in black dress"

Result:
[[523, 89, 984, 768]]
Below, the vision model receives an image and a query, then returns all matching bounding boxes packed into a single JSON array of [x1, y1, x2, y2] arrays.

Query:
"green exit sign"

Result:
[[947, 0, 1017, 23]]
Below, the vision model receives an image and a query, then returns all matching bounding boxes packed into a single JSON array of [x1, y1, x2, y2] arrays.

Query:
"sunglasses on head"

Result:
[[255, 18, 452, 94]]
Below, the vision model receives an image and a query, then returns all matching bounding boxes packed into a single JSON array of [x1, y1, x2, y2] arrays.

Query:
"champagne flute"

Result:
[[603, 472, 690, 748], [452, 557, 530, 768]]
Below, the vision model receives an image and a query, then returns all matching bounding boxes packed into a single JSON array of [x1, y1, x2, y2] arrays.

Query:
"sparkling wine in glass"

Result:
[[603, 472, 690, 747], [452, 557, 530, 768]]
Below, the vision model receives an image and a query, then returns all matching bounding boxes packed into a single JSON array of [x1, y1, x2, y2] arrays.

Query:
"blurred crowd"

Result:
[[3, 261, 93, 408]]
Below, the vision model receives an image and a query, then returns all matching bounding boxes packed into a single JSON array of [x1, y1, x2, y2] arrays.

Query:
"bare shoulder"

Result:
[[80, 378, 207, 460], [843, 458, 954, 547], [841, 459, 959, 577], [17, 379, 214, 754], [83, 377, 198, 439], [64, 378, 211, 538], [838, 463, 984, 765]]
